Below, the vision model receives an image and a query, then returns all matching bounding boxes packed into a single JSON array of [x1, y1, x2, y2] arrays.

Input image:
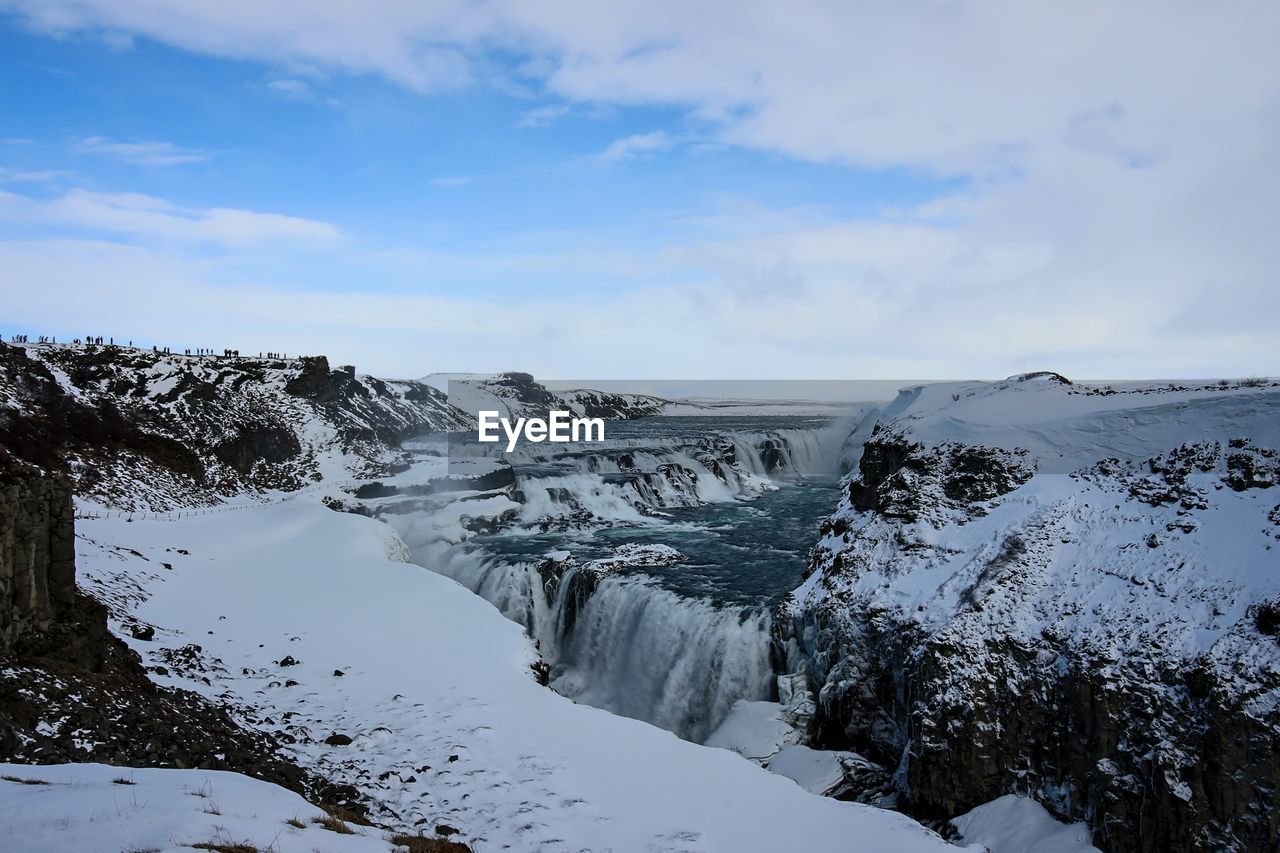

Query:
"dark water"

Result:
[[471, 479, 840, 607], [464, 414, 848, 608]]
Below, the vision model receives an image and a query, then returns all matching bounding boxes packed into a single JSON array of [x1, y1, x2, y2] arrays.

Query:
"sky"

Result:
[[1, 1, 1277, 380]]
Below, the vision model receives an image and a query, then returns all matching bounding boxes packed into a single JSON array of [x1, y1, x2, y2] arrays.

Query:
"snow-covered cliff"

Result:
[[778, 374, 1280, 851], [425, 371, 670, 421], [0, 342, 472, 510]]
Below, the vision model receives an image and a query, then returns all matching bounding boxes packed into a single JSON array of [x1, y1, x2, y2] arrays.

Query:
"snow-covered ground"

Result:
[[0, 762, 393, 853], [951, 795, 1100, 853], [71, 498, 950, 852]]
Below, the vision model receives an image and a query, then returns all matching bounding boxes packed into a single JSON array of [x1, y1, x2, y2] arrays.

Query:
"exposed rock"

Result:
[[534, 545, 687, 637], [848, 435, 1034, 522], [1225, 446, 1278, 491], [285, 355, 361, 404], [0, 453, 76, 658]]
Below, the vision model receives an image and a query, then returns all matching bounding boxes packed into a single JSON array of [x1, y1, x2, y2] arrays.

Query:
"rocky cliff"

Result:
[[0, 342, 473, 510], [0, 453, 75, 659], [777, 374, 1280, 852]]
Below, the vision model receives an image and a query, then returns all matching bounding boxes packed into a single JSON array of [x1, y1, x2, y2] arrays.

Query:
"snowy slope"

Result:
[[779, 374, 1280, 851], [72, 498, 950, 853], [951, 795, 1100, 853], [0, 762, 398, 853]]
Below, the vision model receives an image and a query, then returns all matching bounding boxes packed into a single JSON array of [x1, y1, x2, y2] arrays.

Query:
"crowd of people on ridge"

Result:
[[7, 334, 291, 361]]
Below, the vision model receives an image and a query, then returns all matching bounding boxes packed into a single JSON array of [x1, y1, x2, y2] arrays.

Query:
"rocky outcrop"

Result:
[[284, 355, 359, 403], [0, 453, 76, 659], [534, 545, 686, 635], [782, 600, 1280, 851], [847, 433, 1034, 521], [556, 387, 667, 420], [0, 343, 203, 486]]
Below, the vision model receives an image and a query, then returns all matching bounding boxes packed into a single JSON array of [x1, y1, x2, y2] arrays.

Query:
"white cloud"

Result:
[[1, 0, 476, 92], [267, 78, 312, 98], [0, 188, 340, 248], [1, 1, 1277, 373], [427, 176, 474, 188], [77, 136, 214, 166], [96, 29, 133, 51], [263, 77, 340, 106], [0, 166, 67, 183], [1, 190, 1275, 379], [517, 104, 570, 127], [591, 130, 674, 164], [6, 2, 1276, 172]]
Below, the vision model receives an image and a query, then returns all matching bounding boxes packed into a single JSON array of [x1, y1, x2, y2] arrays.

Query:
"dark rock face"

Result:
[[756, 437, 788, 474], [848, 433, 1034, 522], [785, 603, 1280, 852], [782, 428, 1280, 852], [534, 554, 601, 637], [556, 388, 666, 420], [1224, 442, 1278, 491], [0, 453, 76, 658], [285, 355, 363, 404], [490, 372, 561, 411], [354, 465, 516, 500], [213, 424, 302, 475]]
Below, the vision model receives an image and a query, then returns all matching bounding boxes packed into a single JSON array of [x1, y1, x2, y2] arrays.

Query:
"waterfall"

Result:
[[388, 419, 857, 743], [489, 421, 854, 526], [550, 576, 773, 742], [408, 542, 774, 742]]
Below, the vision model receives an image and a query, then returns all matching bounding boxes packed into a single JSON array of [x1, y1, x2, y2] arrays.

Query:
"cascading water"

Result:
[[551, 577, 773, 742], [387, 413, 866, 744], [413, 540, 779, 741]]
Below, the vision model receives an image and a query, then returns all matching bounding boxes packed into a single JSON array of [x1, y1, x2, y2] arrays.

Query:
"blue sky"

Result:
[[1, 2, 1277, 378], [1, 26, 952, 256]]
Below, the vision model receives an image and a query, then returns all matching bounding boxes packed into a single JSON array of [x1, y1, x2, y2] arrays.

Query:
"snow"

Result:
[[876, 377, 1280, 474], [704, 700, 801, 762], [792, 379, 1280, 684], [765, 746, 849, 796], [0, 762, 390, 853], [72, 499, 951, 853], [952, 794, 1100, 853]]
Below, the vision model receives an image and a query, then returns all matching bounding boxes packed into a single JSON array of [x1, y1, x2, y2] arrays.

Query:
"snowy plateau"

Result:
[[1, 343, 1276, 853]]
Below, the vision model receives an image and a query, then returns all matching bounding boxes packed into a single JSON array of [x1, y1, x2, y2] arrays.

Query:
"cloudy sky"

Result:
[[1, 1, 1277, 379]]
